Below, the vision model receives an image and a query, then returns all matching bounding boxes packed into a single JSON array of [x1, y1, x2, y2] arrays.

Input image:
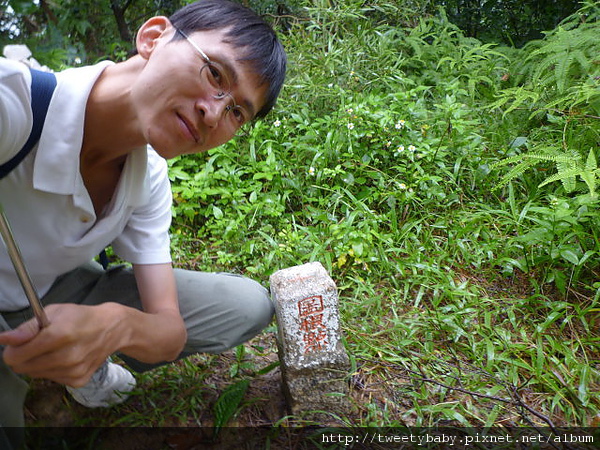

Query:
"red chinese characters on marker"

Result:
[[297, 295, 329, 354]]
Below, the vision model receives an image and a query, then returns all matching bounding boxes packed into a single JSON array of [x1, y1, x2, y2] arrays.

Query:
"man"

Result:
[[0, 0, 286, 446]]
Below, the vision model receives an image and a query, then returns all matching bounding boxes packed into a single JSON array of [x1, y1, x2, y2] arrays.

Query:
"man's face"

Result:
[[131, 26, 267, 158]]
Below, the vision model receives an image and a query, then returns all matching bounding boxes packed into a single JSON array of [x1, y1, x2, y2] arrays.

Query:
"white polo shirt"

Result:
[[0, 58, 173, 311]]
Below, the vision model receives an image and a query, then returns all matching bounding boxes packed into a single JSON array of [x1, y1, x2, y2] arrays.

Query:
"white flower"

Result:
[[274, 120, 281, 127], [394, 146, 404, 157], [74, 57, 82, 65], [395, 120, 405, 129], [408, 145, 416, 152], [309, 167, 316, 175], [398, 183, 407, 190], [347, 123, 355, 130]]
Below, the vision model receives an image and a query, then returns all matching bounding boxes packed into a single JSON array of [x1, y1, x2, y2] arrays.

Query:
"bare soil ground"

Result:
[[22, 331, 369, 449]]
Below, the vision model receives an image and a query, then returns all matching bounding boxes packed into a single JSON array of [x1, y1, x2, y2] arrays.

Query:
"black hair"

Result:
[[169, 0, 286, 118]]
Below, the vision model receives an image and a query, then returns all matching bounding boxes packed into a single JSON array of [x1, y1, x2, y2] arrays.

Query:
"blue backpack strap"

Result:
[[98, 249, 109, 270], [0, 68, 57, 179]]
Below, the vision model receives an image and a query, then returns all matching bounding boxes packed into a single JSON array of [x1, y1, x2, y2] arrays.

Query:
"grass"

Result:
[[23, 0, 600, 446], [25, 262, 599, 430]]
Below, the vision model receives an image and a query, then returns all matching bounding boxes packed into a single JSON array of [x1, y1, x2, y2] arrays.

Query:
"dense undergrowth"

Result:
[[163, 0, 600, 429], [29, 0, 600, 436]]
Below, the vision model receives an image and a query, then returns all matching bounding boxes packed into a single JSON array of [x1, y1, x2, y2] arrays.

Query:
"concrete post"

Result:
[[270, 262, 351, 418]]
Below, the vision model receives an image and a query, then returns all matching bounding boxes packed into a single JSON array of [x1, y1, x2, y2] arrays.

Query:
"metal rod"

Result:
[[0, 204, 50, 329]]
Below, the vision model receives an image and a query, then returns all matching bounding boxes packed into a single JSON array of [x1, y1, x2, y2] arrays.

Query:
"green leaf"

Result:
[[213, 379, 250, 431], [213, 206, 224, 220], [249, 191, 258, 203], [255, 361, 280, 375], [253, 172, 274, 181], [486, 338, 495, 368], [578, 250, 595, 266], [509, 137, 528, 148], [578, 366, 590, 406], [352, 242, 364, 257], [560, 249, 580, 265], [585, 148, 597, 171]]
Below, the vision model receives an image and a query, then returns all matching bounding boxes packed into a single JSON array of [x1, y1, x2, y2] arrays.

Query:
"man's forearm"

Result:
[[108, 302, 187, 363]]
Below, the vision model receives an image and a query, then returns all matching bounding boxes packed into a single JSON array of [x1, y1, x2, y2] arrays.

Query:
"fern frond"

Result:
[[518, 19, 600, 95], [573, 49, 592, 73], [556, 53, 576, 92], [538, 167, 583, 188], [585, 148, 597, 171], [556, 159, 578, 192], [522, 153, 581, 164], [499, 88, 540, 117], [490, 152, 530, 169], [493, 160, 536, 191], [530, 54, 562, 84]]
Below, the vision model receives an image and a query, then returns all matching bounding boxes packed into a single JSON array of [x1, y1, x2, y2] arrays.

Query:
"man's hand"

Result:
[[0, 303, 123, 387], [0, 263, 187, 387]]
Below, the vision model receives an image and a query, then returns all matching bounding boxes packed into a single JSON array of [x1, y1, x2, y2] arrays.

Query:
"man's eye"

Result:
[[232, 106, 247, 123], [209, 67, 220, 81], [208, 65, 224, 86]]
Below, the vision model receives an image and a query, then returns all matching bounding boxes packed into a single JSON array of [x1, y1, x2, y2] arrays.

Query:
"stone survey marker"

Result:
[[270, 262, 351, 416]]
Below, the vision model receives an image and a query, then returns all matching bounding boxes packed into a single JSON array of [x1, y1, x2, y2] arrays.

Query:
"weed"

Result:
[[25, 0, 600, 434]]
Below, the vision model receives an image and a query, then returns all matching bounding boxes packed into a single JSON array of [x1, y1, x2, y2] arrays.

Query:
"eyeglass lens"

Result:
[[200, 62, 230, 100], [200, 64, 249, 127]]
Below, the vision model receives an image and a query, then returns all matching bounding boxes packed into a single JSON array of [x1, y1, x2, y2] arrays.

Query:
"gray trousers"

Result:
[[0, 262, 274, 448]]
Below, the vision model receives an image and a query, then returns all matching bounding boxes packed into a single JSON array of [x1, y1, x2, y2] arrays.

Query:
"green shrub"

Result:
[[164, 0, 600, 428]]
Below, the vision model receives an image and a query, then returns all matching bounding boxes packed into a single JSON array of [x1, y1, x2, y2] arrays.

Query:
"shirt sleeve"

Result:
[[0, 59, 33, 165], [111, 149, 173, 265]]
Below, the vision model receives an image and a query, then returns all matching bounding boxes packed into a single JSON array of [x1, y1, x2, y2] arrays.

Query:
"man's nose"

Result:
[[197, 95, 231, 127]]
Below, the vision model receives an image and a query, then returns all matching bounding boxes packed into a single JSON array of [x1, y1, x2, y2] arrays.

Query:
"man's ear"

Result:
[[136, 16, 172, 59]]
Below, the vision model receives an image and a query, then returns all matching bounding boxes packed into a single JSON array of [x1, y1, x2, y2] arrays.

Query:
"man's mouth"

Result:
[[177, 113, 199, 143]]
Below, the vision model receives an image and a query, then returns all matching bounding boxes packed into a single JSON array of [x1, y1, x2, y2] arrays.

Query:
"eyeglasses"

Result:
[[175, 27, 251, 134]]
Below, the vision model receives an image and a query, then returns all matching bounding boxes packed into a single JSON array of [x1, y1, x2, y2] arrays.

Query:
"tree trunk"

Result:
[[110, 0, 132, 43]]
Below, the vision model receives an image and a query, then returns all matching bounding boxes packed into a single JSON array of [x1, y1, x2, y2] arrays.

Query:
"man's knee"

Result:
[[226, 274, 273, 327], [175, 270, 274, 353], [207, 274, 274, 348]]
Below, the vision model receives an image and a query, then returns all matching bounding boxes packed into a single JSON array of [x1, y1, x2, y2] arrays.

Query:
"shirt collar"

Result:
[[32, 61, 113, 195]]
